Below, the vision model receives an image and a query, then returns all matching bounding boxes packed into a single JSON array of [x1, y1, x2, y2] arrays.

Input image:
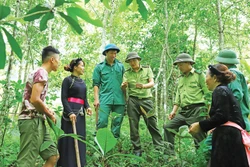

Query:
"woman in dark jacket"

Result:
[[189, 64, 248, 167], [57, 58, 92, 167]]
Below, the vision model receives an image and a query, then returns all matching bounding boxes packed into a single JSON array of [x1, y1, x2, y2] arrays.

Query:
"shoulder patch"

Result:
[[194, 69, 202, 74], [125, 68, 132, 72], [99, 62, 104, 65], [141, 65, 149, 68]]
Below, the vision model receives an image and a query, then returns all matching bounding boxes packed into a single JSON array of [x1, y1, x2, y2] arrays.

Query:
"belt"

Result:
[[129, 96, 151, 100], [19, 110, 44, 119], [182, 103, 205, 110], [68, 97, 84, 104]]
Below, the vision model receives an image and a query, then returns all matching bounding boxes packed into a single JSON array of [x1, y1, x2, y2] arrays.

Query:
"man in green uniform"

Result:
[[215, 49, 250, 131], [164, 53, 209, 151], [121, 52, 163, 156], [92, 44, 125, 138]]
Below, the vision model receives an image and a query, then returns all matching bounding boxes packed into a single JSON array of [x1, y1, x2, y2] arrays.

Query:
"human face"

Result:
[[51, 54, 60, 71], [74, 61, 84, 76], [176, 62, 192, 74], [205, 70, 217, 91], [106, 50, 117, 63], [128, 58, 140, 70]]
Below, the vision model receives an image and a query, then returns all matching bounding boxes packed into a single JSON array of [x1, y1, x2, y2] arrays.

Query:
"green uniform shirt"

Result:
[[174, 68, 209, 107], [228, 65, 250, 116], [123, 65, 153, 98], [92, 59, 125, 105]]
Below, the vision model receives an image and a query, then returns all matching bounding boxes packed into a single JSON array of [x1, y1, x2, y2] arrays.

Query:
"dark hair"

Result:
[[64, 58, 84, 72], [42, 46, 60, 63], [208, 64, 236, 84]]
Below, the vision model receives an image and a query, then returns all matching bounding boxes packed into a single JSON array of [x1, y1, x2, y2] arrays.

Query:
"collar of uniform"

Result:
[[181, 68, 195, 76], [104, 58, 118, 66], [227, 64, 237, 69], [128, 65, 143, 72]]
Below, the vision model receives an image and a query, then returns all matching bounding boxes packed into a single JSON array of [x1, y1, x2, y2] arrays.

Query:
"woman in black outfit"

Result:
[[57, 58, 92, 167], [189, 64, 248, 167]]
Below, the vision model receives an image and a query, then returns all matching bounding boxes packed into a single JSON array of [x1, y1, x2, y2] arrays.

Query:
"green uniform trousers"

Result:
[[97, 104, 125, 138], [164, 105, 207, 149], [17, 117, 58, 167], [127, 96, 163, 152]]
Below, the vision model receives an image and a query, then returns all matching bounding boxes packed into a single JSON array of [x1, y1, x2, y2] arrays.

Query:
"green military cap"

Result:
[[173, 53, 195, 65], [125, 52, 141, 63], [215, 49, 239, 64]]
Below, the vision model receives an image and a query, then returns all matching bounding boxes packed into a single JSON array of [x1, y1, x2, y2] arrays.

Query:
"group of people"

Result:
[[16, 44, 250, 167]]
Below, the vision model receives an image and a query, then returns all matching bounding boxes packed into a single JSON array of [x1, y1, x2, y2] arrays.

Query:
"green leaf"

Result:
[[136, 0, 148, 20], [24, 5, 50, 21], [126, 0, 133, 6], [66, 7, 103, 27], [2, 27, 22, 60], [40, 141, 54, 152], [0, 29, 6, 69], [58, 12, 83, 34], [130, 0, 138, 12], [47, 116, 64, 140], [102, 0, 111, 9], [3, 23, 19, 30], [145, 0, 155, 10], [96, 128, 117, 155], [40, 12, 54, 31], [0, 5, 11, 20], [85, 0, 90, 4], [179, 125, 193, 138], [119, 0, 128, 12], [55, 0, 65, 7], [240, 59, 250, 74]]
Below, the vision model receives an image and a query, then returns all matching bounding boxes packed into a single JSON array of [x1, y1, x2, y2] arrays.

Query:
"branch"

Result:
[[0, 10, 51, 24]]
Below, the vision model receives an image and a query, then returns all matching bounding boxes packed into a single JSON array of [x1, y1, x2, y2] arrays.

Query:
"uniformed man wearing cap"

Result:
[[163, 53, 209, 152], [92, 44, 125, 138], [121, 52, 163, 156], [215, 49, 250, 131]]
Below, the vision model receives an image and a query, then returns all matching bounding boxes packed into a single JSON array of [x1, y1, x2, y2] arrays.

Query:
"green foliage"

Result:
[[0, 29, 6, 69], [66, 7, 103, 27], [23, 4, 50, 21], [58, 11, 83, 34], [101, 0, 111, 9], [1, 27, 23, 59], [0, 5, 11, 20], [95, 128, 117, 155], [136, 0, 148, 20], [55, 0, 65, 7], [40, 12, 54, 31]]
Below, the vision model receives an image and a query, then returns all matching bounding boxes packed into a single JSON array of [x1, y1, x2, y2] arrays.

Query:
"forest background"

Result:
[[0, 0, 250, 166]]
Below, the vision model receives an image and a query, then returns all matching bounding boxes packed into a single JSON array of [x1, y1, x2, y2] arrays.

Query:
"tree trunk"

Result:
[[0, 0, 21, 146], [109, 0, 116, 43], [100, 9, 109, 62], [216, 0, 224, 50], [193, 21, 198, 58]]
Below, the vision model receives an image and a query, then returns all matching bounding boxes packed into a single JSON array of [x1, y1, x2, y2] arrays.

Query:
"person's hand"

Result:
[[94, 99, 100, 109], [168, 111, 176, 120], [136, 83, 144, 89], [49, 114, 57, 124], [189, 122, 201, 134], [47, 109, 56, 123], [121, 82, 128, 89], [69, 114, 76, 122], [86, 108, 92, 116]]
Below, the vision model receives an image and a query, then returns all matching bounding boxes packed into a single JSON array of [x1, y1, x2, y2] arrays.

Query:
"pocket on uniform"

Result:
[[101, 71, 110, 81], [115, 69, 123, 81]]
